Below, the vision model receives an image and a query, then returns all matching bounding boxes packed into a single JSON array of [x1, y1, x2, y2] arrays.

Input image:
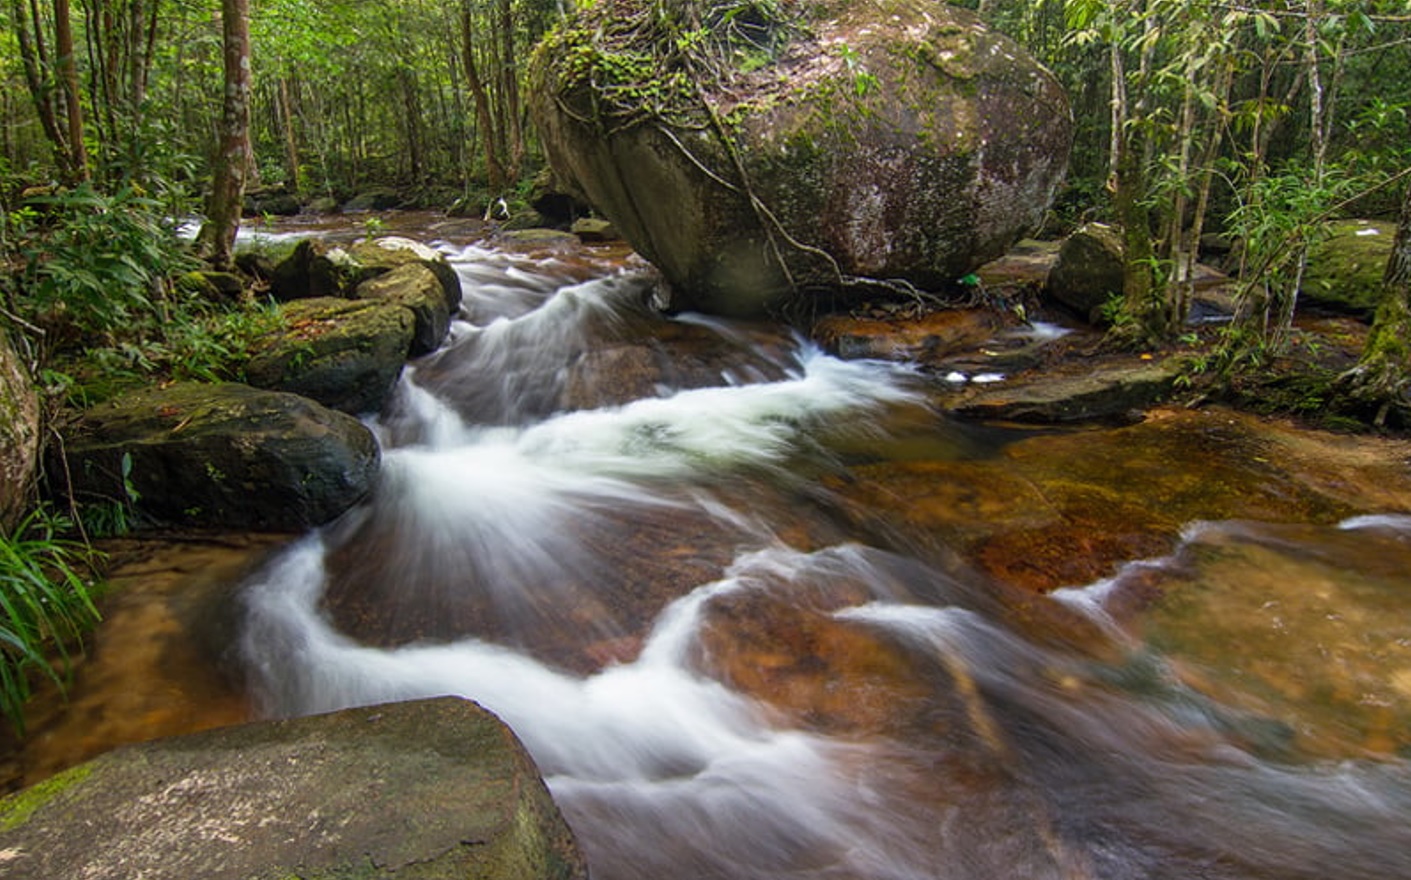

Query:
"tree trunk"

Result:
[[198, 0, 252, 270], [54, 0, 90, 181], [278, 77, 302, 193], [461, 0, 505, 191], [498, 0, 524, 182]]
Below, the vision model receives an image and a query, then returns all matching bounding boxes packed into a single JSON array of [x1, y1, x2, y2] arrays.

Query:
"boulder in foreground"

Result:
[[57, 381, 378, 530], [0, 697, 588, 880]]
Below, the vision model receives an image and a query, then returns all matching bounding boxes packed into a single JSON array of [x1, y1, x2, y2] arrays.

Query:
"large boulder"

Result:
[[1300, 219, 1393, 316], [57, 381, 378, 531], [1045, 222, 1125, 322], [0, 323, 40, 531], [245, 297, 416, 415], [0, 698, 588, 880], [529, 0, 1072, 316]]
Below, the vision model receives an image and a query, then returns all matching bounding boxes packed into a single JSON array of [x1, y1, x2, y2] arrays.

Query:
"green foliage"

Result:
[[11, 184, 197, 339], [537, 0, 806, 130], [4, 184, 287, 401], [0, 507, 103, 735]]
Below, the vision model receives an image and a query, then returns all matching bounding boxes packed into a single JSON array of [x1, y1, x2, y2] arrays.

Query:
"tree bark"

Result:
[[54, 0, 90, 181], [278, 77, 302, 193], [198, 0, 252, 270], [461, 0, 506, 191]]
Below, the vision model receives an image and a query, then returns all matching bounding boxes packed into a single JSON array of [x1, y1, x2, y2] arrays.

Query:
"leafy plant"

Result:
[[0, 507, 104, 734], [13, 184, 198, 341]]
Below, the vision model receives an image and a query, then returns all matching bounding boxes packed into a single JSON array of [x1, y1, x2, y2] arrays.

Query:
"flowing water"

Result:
[[187, 240, 1411, 878]]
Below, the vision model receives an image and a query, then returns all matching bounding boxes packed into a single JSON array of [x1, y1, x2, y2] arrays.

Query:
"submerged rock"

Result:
[[57, 381, 378, 531], [0, 698, 588, 880], [530, 0, 1072, 316], [0, 323, 39, 530]]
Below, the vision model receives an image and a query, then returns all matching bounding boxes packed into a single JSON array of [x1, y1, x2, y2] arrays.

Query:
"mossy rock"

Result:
[[246, 297, 415, 416], [0, 698, 588, 880], [177, 270, 245, 303], [0, 322, 40, 531], [55, 381, 378, 531], [268, 237, 460, 313], [1300, 219, 1394, 316], [1045, 222, 1125, 322], [529, 0, 1072, 316], [346, 236, 462, 314], [354, 263, 453, 356], [343, 188, 403, 211]]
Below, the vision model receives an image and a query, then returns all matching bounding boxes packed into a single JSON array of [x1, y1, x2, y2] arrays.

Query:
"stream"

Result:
[[13, 229, 1411, 879]]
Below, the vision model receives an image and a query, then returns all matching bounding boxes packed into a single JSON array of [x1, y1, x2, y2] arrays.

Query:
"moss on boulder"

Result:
[[1301, 219, 1394, 316], [55, 381, 378, 531], [0, 698, 588, 880], [246, 297, 415, 416], [529, 0, 1072, 316]]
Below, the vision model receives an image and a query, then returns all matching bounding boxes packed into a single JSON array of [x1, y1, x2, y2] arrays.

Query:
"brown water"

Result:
[[8, 230, 1411, 879]]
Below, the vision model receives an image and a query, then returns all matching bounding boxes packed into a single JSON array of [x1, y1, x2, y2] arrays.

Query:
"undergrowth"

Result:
[[0, 507, 103, 735]]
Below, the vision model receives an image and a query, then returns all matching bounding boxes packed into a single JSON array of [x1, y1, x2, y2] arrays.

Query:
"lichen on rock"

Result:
[[529, 0, 1072, 317]]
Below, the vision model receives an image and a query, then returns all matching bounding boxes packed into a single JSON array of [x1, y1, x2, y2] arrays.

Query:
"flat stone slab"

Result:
[[944, 355, 1182, 422], [0, 697, 587, 880]]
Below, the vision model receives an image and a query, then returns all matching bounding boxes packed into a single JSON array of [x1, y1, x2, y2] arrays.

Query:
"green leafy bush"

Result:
[[14, 184, 197, 341]]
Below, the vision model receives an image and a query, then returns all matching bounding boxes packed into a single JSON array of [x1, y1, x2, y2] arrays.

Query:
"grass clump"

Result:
[[0, 506, 103, 735]]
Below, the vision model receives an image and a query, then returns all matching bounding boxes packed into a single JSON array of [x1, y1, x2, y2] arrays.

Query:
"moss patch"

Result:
[[0, 762, 94, 831]]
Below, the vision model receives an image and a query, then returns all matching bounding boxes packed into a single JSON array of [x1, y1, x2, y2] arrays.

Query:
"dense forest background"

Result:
[[2, 0, 1408, 348]]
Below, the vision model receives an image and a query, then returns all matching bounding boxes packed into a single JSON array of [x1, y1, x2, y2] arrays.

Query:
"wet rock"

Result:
[[530, 0, 1073, 316], [560, 321, 792, 411], [571, 216, 620, 242], [0, 322, 40, 531], [1300, 219, 1393, 316], [812, 308, 1002, 364], [494, 228, 583, 253], [56, 381, 378, 531], [246, 297, 415, 415], [1118, 518, 1411, 758], [343, 187, 403, 211], [0, 534, 287, 791], [347, 236, 462, 314], [832, 408, 1382, 594], [695, 576, 945, 736], [269, 235, 460, 308], [0, 698, 588, 880], [1045, 222, 1125, 321], [354, 263, 453, 356], [944, 354, 1181, 422]]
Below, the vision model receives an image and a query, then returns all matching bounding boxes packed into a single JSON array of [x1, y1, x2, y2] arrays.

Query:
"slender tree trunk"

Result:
[[198, 0, 252, 270], [461, 0, 505, 191], [11, 0, 75, 179], [498, 0, 523, 181], [54, 0, 90, 181], [278, 76, 302, 192]]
